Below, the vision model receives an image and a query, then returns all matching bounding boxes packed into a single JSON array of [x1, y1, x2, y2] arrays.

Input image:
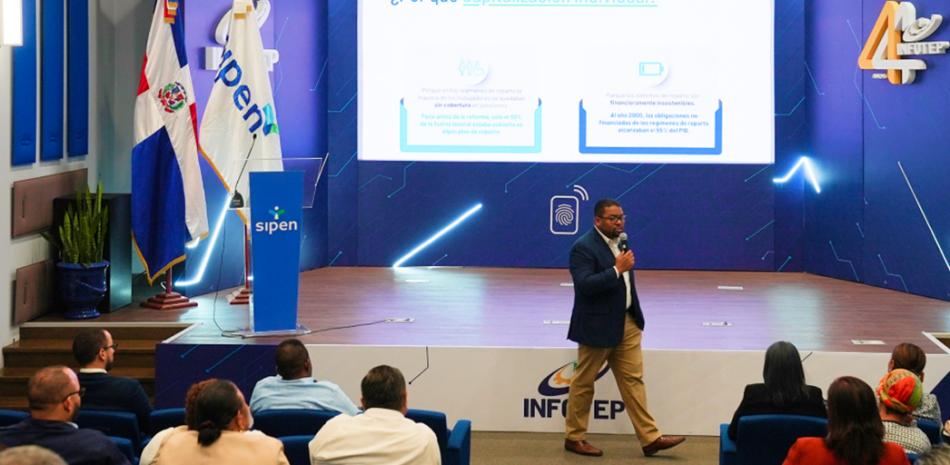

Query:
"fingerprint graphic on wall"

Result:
[[555, 204, 575, 226], [549, 195, 580, 235]]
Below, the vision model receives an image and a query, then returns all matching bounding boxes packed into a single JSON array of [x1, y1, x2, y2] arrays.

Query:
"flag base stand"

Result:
[[230, 325, 311, 339], [229, 226, 252, 305], [228, 286, 251, 305], [141, 270, 198, 310]]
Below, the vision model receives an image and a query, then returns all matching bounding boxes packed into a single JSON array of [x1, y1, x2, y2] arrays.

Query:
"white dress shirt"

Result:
[[594, 226, 632, 310], [309, 408, 441, 465]]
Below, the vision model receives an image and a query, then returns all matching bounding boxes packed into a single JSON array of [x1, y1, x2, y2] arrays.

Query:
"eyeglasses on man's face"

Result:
[[102, 343, 118, 351], [61, 387, 86, 403], [597, 215, 626, 223]]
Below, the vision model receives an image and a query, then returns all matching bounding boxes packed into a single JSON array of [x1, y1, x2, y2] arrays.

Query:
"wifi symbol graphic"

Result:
[[554, 204, 576, 226]]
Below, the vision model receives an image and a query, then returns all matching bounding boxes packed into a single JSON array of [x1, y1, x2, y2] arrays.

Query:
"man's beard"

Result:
[[104, 360, 113, 371]]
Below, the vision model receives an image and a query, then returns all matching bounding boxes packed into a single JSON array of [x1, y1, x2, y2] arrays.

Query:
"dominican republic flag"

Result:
[[201, 0, 283, 209], [132, 0, 209, 284]]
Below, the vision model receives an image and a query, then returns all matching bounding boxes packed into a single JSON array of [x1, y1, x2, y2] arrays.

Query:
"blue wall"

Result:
[[327, 0, 809, 271], [806, 0, 950, 300], [175, 0, 948, 302]]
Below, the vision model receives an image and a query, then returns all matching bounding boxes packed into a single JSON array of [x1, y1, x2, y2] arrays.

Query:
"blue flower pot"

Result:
[[57, 261, 109, 319]]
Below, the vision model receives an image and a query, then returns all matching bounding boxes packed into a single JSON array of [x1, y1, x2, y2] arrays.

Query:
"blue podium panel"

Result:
[[250, 171, 304, 332]]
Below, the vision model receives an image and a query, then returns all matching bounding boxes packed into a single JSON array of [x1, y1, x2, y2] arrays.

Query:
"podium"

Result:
[[230, 157, 325, 336]]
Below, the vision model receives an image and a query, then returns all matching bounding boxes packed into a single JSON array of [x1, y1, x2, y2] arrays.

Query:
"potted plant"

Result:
[[45, 183, 110, 319]]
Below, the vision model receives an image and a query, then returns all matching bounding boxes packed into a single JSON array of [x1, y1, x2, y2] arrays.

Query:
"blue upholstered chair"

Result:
[[0, 409, 27, 427], [110, 436, 139, 465], [148, 407, 186, 436], [719, 414, 827, 465], [254, 409, 339, 438], [77, 410, 142, 452], [918, 418, 943, 445], [280, 435, 312, 465], [406, 409, 472, 465]]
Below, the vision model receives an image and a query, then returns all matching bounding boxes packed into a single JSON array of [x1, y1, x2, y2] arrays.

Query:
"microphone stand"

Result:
[[229, 134, 258, 306]]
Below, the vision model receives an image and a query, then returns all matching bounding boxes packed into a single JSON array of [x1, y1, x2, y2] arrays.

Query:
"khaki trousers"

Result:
[[565, 314, 660, 446]]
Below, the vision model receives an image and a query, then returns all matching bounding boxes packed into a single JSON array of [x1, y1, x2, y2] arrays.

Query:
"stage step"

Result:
[[0, 324, 188, 410], [3, 339, 157, 368], [0, 367, 155, 398]]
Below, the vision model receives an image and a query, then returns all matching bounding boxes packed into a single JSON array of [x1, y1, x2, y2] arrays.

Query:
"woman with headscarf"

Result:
[[878, 368, 931, 454]]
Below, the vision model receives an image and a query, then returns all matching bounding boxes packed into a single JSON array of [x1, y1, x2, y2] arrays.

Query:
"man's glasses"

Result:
[[102, 343, 118, 351], [598, 215, 626, 223], [61, 387, 86, 403]]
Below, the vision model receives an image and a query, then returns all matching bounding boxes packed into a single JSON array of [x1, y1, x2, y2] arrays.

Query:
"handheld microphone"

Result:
[[618, 232, 629, 253], [229, 134, 259, 209]]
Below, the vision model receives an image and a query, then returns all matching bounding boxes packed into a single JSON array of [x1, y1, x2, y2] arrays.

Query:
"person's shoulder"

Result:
[[743, 383, 767, 394], [253, 375, 281, 388], [73, 425, 114, 443], [791, 436, 823, 448], [243, 430, 283, 447], [881, 440, 911, 459], [804, 385, 823, 397]]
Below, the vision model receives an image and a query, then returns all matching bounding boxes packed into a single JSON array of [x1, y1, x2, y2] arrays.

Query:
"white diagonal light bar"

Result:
[[393, 203, 483, 268], [898, 161, 949, 272]]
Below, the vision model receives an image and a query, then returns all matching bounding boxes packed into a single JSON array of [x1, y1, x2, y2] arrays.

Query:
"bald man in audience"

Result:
[[0, 366, 128, 465], [0, 445, 67, 465], [249, 338, 359, 415]]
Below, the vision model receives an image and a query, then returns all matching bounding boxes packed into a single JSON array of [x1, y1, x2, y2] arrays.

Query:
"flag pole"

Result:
[[141, 268, 199, 310], [229, 226, 252, 305]]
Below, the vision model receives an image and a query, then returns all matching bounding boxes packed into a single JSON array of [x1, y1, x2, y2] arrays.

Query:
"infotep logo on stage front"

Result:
[[254, 205, 298, 235], [522, 362, 626, 420]]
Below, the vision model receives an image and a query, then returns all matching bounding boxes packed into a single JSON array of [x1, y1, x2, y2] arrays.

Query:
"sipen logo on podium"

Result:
[[255, 205, 298, 235]]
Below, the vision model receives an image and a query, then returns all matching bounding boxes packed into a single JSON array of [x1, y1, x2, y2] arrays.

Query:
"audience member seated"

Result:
[[879, 368, 931, 454], [148, 379, 289, 465], [0, 445, 67, 465], [917, 445, 950, 465], [249, 339, 359, 415], [72, 329, 152, 431], [0, 366, 129, 465], [889, 343, 942, 423], [783, 376, 910, 465], [309, 365, 440, 465], [139, 379, 215, 465], [728, 341, 826, 440]]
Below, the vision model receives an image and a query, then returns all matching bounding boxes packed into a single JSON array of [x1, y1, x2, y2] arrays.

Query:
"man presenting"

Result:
[[564, 199, 685, 458]]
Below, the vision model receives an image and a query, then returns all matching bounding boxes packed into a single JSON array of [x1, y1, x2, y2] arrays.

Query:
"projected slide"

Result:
[[359, 0, 774, 164]]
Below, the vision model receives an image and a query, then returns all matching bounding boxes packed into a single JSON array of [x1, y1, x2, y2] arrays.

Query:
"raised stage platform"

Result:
[[44, 267, 950, 435]]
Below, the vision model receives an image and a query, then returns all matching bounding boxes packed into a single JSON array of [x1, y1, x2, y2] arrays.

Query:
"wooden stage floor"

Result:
[[65, 267, 950, 353]]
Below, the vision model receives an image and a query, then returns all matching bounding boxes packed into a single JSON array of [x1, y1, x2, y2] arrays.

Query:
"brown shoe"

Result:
[[564, 439, 603, 457], [642, 435, 686, 456]]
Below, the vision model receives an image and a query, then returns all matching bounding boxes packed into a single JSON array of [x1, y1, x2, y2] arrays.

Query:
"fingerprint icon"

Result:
[[554, 204, 576, 226]]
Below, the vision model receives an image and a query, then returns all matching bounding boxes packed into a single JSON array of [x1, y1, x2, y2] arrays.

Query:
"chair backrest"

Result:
[[918, 418, 943, 445], [736, 414, 828, 465], [407, 409, 449, 464], [77, 410, 142, 449], [280, 435, 312, 465], [109, 436, 137, 464], [0, 409, 28, 427], [254, 409, 339, 438], [149, 408, 186, 436]]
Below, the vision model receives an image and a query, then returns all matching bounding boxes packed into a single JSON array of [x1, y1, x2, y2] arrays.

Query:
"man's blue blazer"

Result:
[[567, 228, 645, 348]]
